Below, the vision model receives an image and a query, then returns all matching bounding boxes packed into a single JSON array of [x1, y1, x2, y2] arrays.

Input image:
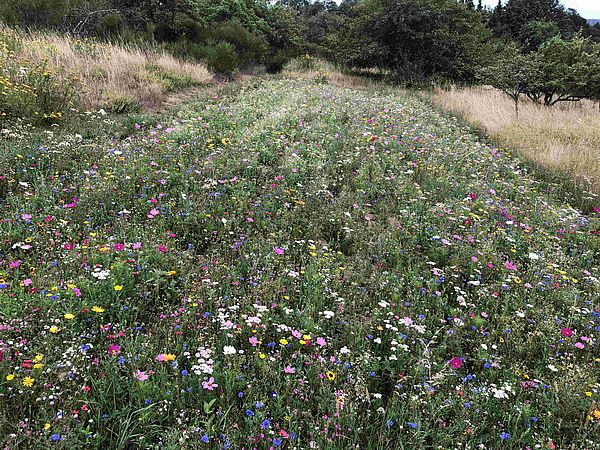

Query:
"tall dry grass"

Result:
[[1, 27, 212, 110], [432, 86, 600, 194]]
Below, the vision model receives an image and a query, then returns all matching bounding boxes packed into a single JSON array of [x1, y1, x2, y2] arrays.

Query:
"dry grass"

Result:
[[432, 86, 600, 193], [1, 26, 212, 110]]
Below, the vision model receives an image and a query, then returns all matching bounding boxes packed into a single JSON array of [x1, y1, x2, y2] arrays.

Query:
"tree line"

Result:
[[2, 0, 600, 106]]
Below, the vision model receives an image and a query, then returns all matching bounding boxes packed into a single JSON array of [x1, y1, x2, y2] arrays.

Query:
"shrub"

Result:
[[0, 37, 79, 124], [202, 41, 239, 78]]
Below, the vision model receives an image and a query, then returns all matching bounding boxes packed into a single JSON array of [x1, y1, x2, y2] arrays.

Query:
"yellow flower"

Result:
[[44, 423, 51, 430], [221, 138, 231, 145], [64, 313, 75, 320], [326, 371, 335, 381], [259, 353, 266, 359], [166, 271, 176, 276], [6, 374, 14, 381], [593, 410, 600, 420], [23, 376, 35, 387], [163, 354, 176, 362], [114, 285, 123, 291], [585, 391, 593, 397], [33, 354, 43, 363], [49, 325, 60, 334], [91, 306, 105, 313], [279, 339, 289, 345]]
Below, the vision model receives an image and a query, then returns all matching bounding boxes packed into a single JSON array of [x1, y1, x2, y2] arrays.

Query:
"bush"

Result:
[[205, 21, 268, 68], [0, 37, 79, 124], [202, 41, 239, 78]]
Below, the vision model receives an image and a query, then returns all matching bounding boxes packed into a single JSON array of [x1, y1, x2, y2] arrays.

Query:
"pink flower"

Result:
[[273, 246, 284, 255], [21, 214, 32, 222], [316, 337, 326, 347], [134, 370, 149, 381], [449, 357, 463, 369], [574, 342, 585, 349], [147, 208, 160, 218], [504, 261, 517, 271], [114, 243, 125, 251], [284, 365, 296, 374], [202, 377, 218, 391], [158, 245, 168, 253], [132, 242, 142, 249], [107, 344, 121, 355], [73, 287, 82, 297], [561, 327, 573, 337], [23, 278, 33, 287], [248, 336, 259, 347]]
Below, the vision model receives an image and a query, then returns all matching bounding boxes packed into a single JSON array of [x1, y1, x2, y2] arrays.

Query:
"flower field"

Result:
[[0, 77, 599, 448]]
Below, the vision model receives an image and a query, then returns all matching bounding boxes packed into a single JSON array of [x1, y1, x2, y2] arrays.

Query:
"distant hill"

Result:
[[588, 19, 600, 26]]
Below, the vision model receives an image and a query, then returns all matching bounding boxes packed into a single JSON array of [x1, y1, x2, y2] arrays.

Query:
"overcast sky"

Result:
[[481, 0, 600, 18]]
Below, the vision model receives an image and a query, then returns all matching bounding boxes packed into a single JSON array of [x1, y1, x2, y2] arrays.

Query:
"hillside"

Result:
[[588, 19, 600, 26], [1, 77, 598, 448]]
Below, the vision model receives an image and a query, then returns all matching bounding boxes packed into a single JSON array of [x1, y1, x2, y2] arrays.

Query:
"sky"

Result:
[[481, 0, 600, 18]]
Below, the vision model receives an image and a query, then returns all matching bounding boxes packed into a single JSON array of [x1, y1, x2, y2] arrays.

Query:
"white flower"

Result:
[[223, 345, 236, 355], [339, 346, 350, 354], [323, 310, 335, 319]]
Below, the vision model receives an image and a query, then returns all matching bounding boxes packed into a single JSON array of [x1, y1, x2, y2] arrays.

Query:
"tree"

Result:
[[333, 0, 494, 83], [535, 35, 600, 105], [479, 43, 543, 117]]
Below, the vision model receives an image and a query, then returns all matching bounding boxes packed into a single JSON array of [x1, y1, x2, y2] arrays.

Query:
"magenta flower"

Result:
[[158, 245, 168, 253], [504, 261, 517, 271], [107, 344, 121, 355], [574, 342, 585, 349], [273, 246, 284, 255], [114, 243, 125, 251], [561, 327, 573, 337], [449, 357, 463, 369], [284, 365, 296, 374]]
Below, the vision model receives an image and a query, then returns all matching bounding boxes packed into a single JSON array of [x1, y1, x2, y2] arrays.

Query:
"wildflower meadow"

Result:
[[0, 77, 599, 449]]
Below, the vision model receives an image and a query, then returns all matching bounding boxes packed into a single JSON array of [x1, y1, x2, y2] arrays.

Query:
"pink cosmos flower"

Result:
[[273, 246, 284, 255], [134, 370, 149, 381], [504, 261, 517, 271], [114, 243, 125, 251], [132, 242, 142, 249], [248, 336, 259, 347], [316, 337, 326, 347], [107, 344, 121, 355], [158, 245, 168, 253], [202, 377, 218, 391], [21, 214, 32, 222], [23, 278, 33, 287], [574, 342, 585, 349], [284, 365, 296, 374], [561, 327, 573, 337], [147, 208, 160, 218], [449, 357, 463, 369]]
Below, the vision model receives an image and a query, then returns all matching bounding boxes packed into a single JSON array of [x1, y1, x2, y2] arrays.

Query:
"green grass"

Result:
[[0, 77, 598, 449]]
